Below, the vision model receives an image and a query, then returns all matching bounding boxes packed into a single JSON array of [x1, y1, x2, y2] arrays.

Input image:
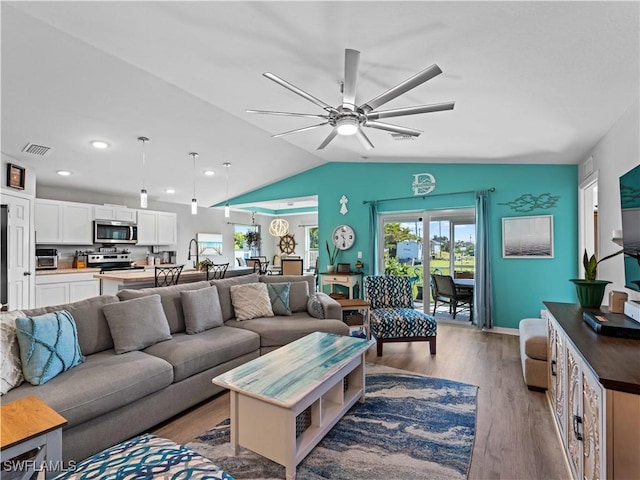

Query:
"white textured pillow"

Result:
[[230, 283, 274, 321], [1, 310, 25, 395]]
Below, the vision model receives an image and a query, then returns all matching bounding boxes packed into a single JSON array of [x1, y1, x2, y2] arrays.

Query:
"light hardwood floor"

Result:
[[152, 323, 570, 479]]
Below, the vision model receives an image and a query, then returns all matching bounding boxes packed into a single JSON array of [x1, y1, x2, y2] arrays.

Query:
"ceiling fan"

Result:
[[247, 48, 455, 151]]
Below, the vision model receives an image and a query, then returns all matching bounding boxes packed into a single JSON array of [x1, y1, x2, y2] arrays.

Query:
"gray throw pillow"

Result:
[[103, 295, 171, 354], [307, 293, 325, 319], [180, 286, 224, 334], [266, 282, 292, 316], [289, 281, 310, 313]]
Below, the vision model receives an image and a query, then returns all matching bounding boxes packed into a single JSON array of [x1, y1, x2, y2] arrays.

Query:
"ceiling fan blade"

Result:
[[365, 121, 422, 137], [272, 122, 329, 138], [342, 49, 360, 111], [356, 129, 374, 150], [360, 64, 443, 113], [366, 101, 455, 120], [263, 72, 337, 113], [317, 129, 339, 150], [246, 109, 329, 119]]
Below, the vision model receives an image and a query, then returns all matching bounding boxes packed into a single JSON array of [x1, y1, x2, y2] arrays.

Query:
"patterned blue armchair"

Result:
[[364, 275, 437, 356]]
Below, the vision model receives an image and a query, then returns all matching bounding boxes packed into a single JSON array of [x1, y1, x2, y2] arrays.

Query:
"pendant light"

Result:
[[190, 152, 198, 215], [138, 137, 149, 208], [223, 162, 231, 218], [269, 201, 289, 236]]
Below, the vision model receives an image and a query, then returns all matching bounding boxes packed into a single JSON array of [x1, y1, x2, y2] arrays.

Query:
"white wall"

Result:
[[580, 98, 640, 302]]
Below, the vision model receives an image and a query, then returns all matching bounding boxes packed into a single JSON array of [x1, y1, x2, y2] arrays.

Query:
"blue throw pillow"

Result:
[[266, 283, 292, 316], [15, 310, 84, 385], [307, 293, 325, 319]]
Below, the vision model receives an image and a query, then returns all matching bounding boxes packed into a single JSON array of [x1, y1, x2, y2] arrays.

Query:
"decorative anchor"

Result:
[[340, 195, 349, 215]]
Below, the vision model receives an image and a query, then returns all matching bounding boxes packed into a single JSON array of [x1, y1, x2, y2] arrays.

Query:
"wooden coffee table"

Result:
[[212, 332, 374, 480], [1, 396, 67, 479]]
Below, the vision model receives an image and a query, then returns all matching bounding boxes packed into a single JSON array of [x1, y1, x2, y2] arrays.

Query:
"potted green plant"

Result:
[[195, 258, 213, 272], [570, 249, 623, 308], [244, 231, 261, 247], [326, 240, 339, 272]]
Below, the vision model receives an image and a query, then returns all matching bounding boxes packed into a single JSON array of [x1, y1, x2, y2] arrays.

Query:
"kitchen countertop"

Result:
[[36, 268, 102, 275]]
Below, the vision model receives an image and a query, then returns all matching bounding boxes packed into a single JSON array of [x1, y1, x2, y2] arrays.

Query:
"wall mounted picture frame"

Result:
[[502, 215, 554, 258], [6, 163, 25, 190]]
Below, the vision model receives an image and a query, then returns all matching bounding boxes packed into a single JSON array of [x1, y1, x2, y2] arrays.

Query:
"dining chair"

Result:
[[249, 257, 270, 274], [206, 262, 229, 280], [246, 258, 264, 274], [236, 257, 246, 266], [431, 274, 473, 321], [364, 275, 437, 356], [155, 265, 184, 287], [281, 258, 304, 275]]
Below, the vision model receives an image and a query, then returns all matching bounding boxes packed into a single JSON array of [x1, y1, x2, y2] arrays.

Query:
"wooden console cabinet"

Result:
[[544, 302, 640, 480]]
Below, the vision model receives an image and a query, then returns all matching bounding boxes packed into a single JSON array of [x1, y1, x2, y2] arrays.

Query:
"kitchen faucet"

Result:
[[187, 238, 199, 268]]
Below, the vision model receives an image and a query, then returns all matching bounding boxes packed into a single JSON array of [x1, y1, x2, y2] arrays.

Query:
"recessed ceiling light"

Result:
[[57, 170, 72, 176], [203, 170, 215, 176], [165, 188, 175, 194], [90, 140, 110, 149]]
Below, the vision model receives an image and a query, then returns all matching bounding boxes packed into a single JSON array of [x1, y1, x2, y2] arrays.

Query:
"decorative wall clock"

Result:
[[332, 225, 355, 250], [278, 234, 297, 255]]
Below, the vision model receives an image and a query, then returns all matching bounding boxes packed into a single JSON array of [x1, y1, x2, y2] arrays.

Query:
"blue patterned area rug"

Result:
[[186, 365, 478, 480]]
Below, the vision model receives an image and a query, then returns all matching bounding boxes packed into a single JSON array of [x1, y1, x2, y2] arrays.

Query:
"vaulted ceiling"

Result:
[[2, 1, 638, 209]]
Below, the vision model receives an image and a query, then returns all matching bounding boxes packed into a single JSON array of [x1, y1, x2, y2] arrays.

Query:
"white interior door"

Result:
[[4, 194, 32, 310]]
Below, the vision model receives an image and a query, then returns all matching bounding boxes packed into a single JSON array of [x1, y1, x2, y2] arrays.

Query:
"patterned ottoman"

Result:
[[52, 433, 233, 479]]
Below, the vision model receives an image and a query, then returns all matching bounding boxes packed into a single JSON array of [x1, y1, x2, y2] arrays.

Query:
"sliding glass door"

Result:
[[378, 209, 475, 316]]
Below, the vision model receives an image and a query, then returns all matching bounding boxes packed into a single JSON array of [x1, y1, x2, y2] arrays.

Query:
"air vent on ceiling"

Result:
[[22, 143, 53, 156], [390, 133, 417, 141]]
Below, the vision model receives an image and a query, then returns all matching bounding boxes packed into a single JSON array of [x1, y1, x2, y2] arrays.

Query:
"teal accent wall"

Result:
[[230, 162, 579, 328]]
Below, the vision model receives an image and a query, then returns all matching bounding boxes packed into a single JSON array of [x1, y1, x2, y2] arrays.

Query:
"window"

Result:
[[234, 224, 260, 260]]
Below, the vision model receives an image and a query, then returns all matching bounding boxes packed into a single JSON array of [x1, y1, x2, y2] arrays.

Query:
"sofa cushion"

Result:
[[260, 275, 313, 313], [15, 310, 84, 386], [103, 295, 172, 354], [181, 286, 224, 334], [266, 283, 292, 316], [0, 310, 25, 394], [230, 283, 274, 321], [22, 295, 120, 355], [210, 274, 259, 321], [117, 281, 211, 334], [143, 326, 260, 382], [0, 350, 173, 428], [225, 313, 350, 347]]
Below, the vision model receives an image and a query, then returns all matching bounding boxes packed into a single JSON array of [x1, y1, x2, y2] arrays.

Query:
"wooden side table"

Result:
[[337, 299, 371, 340], [1, 396, 67, 479]]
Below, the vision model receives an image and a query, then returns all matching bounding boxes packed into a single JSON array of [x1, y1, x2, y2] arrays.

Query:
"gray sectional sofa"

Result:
[[1, 273, 349, 463]]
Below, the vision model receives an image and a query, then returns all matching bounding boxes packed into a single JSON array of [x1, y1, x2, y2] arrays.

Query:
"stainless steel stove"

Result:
[[87, 252, 145, 273]]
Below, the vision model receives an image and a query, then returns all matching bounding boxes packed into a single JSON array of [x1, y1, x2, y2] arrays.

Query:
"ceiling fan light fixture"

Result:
[[336, 117, 359, 136]]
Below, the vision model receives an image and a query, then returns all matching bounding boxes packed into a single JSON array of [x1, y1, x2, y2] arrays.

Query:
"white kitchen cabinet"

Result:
[[35, 272, 99, 307], [137, 210, 158, 245], [137, 210, 177, 246], [69, 280, 100, 302], [93, 205, 137, 223], [157, 212, 177, 245], [35, 199, 92, 245], [35, 283, 69, 308]]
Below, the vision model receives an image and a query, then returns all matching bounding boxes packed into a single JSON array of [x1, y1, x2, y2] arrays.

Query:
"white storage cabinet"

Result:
[[35, 273, 100, 307], [35, 199, 93, 245]]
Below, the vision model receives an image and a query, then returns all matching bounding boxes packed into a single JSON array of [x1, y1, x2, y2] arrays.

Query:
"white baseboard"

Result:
[[485, 326, 519, 336]]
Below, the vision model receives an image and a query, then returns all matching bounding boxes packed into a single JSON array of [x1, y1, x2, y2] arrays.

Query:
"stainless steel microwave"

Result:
[[94, 221, 138, 244]]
